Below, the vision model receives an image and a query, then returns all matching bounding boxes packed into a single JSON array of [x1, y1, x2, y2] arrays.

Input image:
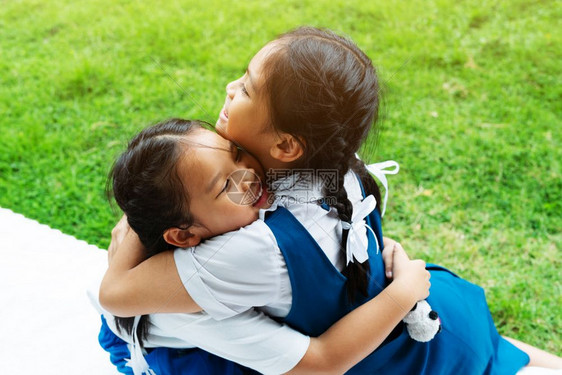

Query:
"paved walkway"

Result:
[[0, 207, 116, 374]]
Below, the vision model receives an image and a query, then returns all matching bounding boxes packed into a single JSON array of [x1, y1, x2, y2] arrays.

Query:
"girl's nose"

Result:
[[226, 80, 237, 98]]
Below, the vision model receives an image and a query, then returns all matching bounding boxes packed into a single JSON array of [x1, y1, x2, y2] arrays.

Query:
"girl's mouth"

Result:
[[252, 183, 269, 207], [219, 107, 228, 123]]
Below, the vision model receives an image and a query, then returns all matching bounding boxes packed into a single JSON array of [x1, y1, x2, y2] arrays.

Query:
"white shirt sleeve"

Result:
[[174, 220, 289, 320], [148, 310, 310, 375], [100, 307, 309, 375]]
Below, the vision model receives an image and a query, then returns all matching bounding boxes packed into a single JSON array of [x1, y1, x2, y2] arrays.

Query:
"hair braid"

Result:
[[325, 137, 372, 300], [262, 27, 382, 301]]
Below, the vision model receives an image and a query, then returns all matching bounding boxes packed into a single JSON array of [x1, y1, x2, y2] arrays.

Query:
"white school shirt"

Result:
[[89, 279, 309, 375], [91, 172, 362, 375], [96, 165, 396, 375], [174, 170, 366, 320]]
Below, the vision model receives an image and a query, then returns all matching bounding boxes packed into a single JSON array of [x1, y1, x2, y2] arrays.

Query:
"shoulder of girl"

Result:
[[183, 220, 279, 256]]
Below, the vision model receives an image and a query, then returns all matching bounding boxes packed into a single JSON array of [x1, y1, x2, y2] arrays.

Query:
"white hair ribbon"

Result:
[[363, 160, 400, 217], [342, 194, 379, 265], [126, 316, 156, 375]]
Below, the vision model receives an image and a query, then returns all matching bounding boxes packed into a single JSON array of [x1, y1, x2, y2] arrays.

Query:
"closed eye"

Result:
[[216, 179, 230, 198]]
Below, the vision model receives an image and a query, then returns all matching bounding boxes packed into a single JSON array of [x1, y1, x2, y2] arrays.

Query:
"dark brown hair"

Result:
[[107, 118, 203, 345], [263, 26, 382, 299]]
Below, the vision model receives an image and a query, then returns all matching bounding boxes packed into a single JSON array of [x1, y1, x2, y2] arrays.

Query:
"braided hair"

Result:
[[107, 118, 202, 346], [262, 27, 382, 299]]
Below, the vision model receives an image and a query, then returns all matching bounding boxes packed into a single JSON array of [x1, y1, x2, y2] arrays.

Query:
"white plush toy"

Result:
[[403, 300, 441, 342]]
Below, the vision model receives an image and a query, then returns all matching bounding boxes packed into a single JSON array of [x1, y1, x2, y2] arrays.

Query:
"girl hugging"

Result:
[[97, 27, 562, 374]]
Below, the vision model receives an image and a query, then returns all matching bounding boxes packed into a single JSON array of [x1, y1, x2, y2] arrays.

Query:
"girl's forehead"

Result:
[[178, 130, 232, 178], [187, 128, 230, 149], [177, 130, 230, 168], [250, 41, 279, 70]]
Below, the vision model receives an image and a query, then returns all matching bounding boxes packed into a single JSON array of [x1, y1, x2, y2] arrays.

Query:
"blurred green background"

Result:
[[0, 0, 560, 354]]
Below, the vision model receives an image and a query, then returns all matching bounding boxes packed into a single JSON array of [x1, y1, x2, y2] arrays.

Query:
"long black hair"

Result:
[[107, 118, 203, 345], [262, 27, 382, 300]]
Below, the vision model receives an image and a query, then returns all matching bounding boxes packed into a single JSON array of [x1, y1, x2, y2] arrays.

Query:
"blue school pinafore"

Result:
[[99, 174, 530, 374], [265, 175, 530, 374]]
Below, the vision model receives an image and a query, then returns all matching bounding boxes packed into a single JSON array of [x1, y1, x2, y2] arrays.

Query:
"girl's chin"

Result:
[[238, 213, 260, 230], [215, 120, 227, 136]]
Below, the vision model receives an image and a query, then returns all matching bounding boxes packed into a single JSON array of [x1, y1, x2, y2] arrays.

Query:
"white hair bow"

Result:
[[341, 194, 379, 265], [364, 160, 400, 217], [343, 158, 400, 265]]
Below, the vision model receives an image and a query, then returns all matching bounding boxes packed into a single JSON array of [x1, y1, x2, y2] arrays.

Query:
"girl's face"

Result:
[[178, 128, 270, 240], [216, 42, 280, 170]]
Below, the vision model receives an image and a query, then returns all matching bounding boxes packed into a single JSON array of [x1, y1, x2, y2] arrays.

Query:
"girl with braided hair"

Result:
[[98, 27, 561, 374], [97, 118, 428, 375]]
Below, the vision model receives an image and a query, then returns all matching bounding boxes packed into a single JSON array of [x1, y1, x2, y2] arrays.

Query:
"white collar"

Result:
[[258, 171, 324, 221], [270, 171, 325, 204], [258, 159, 400, 264]]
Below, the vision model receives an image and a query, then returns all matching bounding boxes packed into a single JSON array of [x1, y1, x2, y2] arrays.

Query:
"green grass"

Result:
[[1, 0, 560, 355]]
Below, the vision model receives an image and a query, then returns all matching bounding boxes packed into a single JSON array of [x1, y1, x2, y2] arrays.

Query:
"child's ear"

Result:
[[163, 227, 201, 248], [269, 133, 304, 163]]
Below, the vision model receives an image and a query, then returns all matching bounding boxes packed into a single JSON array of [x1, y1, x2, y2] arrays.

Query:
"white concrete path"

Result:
[[0, 207, 116, 374]]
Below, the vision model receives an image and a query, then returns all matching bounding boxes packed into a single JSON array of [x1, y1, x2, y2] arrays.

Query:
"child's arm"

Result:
[[102, 241, 429, 375], [101, 217, 286, 318], [288, 244, 429, 374], [102, 218, 429, 373], [99, 225, 202, 316], [100, 220, 409, 319]]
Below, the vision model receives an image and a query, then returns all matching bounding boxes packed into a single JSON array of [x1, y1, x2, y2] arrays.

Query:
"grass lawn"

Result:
[[1, 0, 560, 355]]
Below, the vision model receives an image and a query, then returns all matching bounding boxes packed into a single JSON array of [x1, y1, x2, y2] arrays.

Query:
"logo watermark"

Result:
[[266, 169, 339, 193], [225, 169, 262, 205], [226, 168, 341, 206]]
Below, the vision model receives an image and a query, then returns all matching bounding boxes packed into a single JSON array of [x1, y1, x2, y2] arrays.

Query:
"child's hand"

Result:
[[392, 246, 431, 302], [382, 237, 403, 279], [108, 215, 131, 264]]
